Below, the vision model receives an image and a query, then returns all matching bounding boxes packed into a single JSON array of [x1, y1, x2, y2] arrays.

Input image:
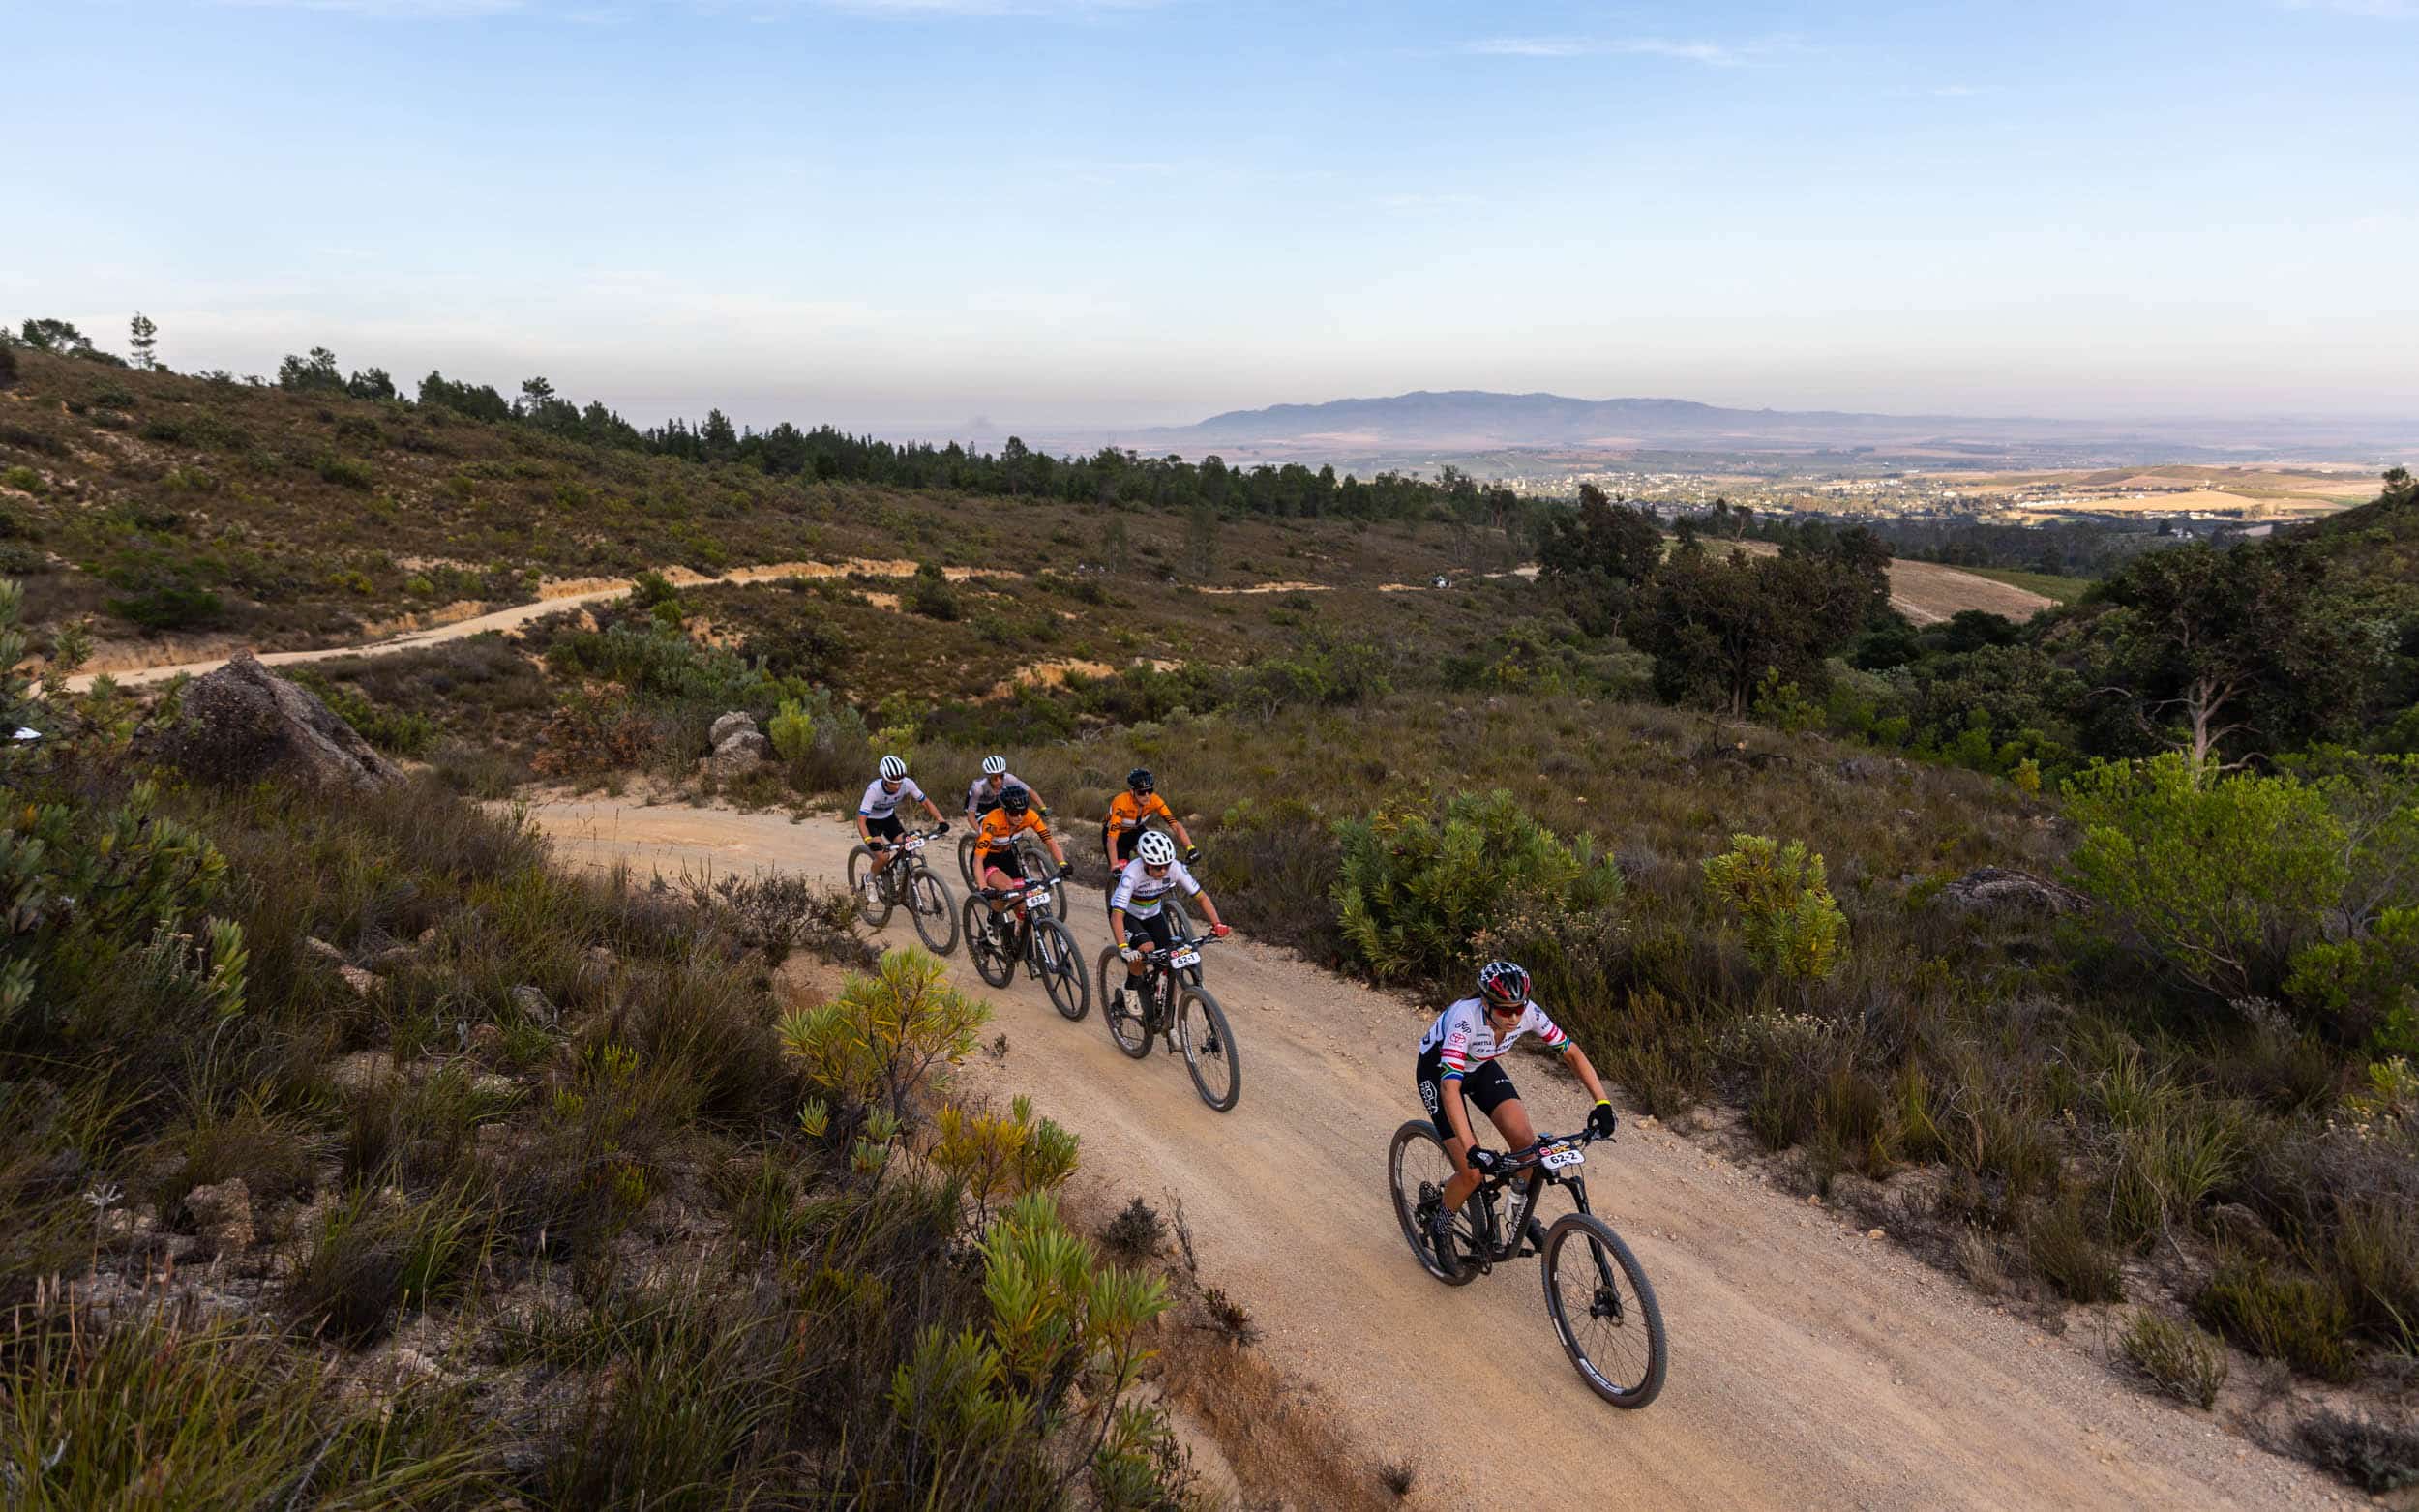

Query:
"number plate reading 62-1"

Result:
[[1029, 887, 1054, 909], [1540, 1145, 1585, 1171], [1167, 949, 1202, 969]]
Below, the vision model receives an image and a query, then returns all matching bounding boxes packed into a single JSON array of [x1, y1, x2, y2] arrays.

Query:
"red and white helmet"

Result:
[[1477, 959, 1531, 1012]]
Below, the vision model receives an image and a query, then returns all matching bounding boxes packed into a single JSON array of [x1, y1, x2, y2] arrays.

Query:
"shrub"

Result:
[[907, 562, 960, 620], [105, 581, 224, 632], [2295, 1408, 2419, 1494], [2116, 1311, 2228, 1408], [0, 465, 42, 495], [777, 947, 989, 1121], [318, 455, 375, 490], [767, 697, 815, 761], [2023, 1190, 2125, 1303], [1333, 788, 1622, 984], [1701, 834, 1847, 982], [2064, 755, 2347, 1002], [2286, 904, 2419, 1053], [289, 1184, 492, 1344], [2196, 1249, 2354, 1381]]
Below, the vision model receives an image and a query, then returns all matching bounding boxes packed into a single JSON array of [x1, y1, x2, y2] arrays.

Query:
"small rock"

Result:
[[337, 964, 383, 997], [1940, 866, 2088, 917], [468, 1023, 505, 1055], [328, 1051, 399, 1094], [1687, 1107, 1719, 1133], [707, 710, 760, 746], [510, 984, 556, 1023], [1806, 1193, 1822, 1207], [1867, 1228, 1887, 1240], [186, 1178, 255, 1251], [416, 926, 438, 946], [303, 936, 346, 964]]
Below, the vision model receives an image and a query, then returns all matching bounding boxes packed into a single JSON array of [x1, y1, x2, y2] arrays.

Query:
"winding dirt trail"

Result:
[[58, 559, 1007, 694], [526, 797, 2331, 1512]]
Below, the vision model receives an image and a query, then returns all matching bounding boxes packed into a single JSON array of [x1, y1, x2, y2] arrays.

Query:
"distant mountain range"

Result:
[[1086, 389, 2419, 470]]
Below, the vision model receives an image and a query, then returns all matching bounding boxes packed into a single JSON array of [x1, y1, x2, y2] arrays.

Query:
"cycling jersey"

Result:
[[965, 773, 1030, 815], [1416, 997, 1569, 1081], [1109, 856, 1199, 918], [1105, 790, 1174, 836], [857, 777, 928, 821], [975, 807, 1049, 854]]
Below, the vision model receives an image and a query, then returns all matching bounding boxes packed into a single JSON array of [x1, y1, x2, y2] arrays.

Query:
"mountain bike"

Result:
[[962, 871, 1089, 1022], [1386, 1121, 1666, 1408], [1094, 934, 1239, 1112], [845, 827, 959, 955]]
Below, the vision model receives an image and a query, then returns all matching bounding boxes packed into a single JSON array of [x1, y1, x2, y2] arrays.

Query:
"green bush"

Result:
[[767, 697, 815, 762], [2064, 755, 2346, 1002], [105, 581, 224, 632], [1333, 788, 1622, 984], [907, 563, 961, 621], [2296, 1409, 2419, 1494], [1702, 834, 1847, 982], [318, 455, 375, 490], [2197, 1249, 2355, 1381], [2117, 1311, 2228, 1408], [2286, 905, 2419, 1054], [0, 465, 42, 495]]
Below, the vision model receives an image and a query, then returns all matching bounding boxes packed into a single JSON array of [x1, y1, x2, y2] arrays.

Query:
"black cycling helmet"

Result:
[[1477, 959, 1531, 1013], [1000, 783, 1030, 815], [1126, 767, 1154, 795]]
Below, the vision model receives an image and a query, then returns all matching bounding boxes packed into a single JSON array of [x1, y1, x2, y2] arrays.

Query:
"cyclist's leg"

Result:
[[1419, 1050, 1482, 1211], [1476, 1068, 1544, 1210], [866, 815, 905, 875], [1128, 909, 1173, 984]]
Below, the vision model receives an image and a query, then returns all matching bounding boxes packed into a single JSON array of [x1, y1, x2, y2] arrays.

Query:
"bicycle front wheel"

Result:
[[1035, 918, 1089, 1021], [964, 897, 1014, 988], [908, 866, 959, 956], [1096, 949, 1151, 1057], [1387, 1120, 1480, 1287], [1176, 985, 1239, 1112], [845, 845, 894, 929], [1542, 1213, 1666, 1409]]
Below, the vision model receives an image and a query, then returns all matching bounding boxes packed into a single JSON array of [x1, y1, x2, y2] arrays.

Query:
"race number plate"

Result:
[[1028, 886, 1055, 909], [1540, 1145, 1586, 1171], [901, 836, 925, 853], [1167, 949, 1202, 969]]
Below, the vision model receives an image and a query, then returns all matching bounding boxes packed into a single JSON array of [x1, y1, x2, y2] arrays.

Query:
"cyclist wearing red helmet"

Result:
[[1416, 959, 1618, 1276]]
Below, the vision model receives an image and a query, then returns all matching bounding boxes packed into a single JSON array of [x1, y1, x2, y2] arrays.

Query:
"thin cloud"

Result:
[[1464, 35, 1785, 67], [219, 0, 525, 14], [2283, 0, 2417, 15]]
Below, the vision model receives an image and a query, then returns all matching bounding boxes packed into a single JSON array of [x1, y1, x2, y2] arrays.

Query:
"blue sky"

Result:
[[6, 0, 2416, 433]]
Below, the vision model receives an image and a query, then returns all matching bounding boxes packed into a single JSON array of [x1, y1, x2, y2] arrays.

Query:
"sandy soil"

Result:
[[523, 797, 2336, 1512]]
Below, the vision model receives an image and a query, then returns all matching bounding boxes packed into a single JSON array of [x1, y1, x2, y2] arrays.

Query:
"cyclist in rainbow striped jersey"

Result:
[[1415, 960, 1619, 1277], [1107, 830, 1229, 1017]]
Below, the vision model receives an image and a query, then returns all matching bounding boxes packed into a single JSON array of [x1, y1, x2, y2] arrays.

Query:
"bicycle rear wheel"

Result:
[[908, 867, 960, 956], [1176, 985, 1239, 1112], [845, 845, 894, 929], [1165, 900, 1204, 985], [964, 898, 1014, 987], [1386, 1120, 1479, 1287], [1034, 918, 1089, 1021], [1096, 949, 1151, 1057], [957, 832, 980, 891], [1542, 1213, 1666, 1409]]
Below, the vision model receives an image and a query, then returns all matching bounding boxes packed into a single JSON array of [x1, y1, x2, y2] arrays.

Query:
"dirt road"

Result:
[[1720, 541, 2055, 624], [59, 558, 1004, 694], [527, 797, 2329, 1512]]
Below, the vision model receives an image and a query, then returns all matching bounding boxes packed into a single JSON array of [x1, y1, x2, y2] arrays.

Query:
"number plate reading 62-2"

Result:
[[1540, 1145, 1585, 1171], [1167, 950, 1202, 969], [902, 836, 925, 852]]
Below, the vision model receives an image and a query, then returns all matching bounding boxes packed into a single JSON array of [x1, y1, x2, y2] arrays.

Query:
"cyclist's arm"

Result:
[[920, 795, 946, 826], [1562, 1042, 1609, 1105], [1169, 817, 1195, 849], [1042, 829, 1068, 869], [855, 813, 876, 844], [1186, 885, 1225, 932]]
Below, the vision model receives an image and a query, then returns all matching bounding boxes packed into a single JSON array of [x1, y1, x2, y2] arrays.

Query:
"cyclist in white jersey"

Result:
[[1107, 830, 1229, 1014], [964, 756, 1048, 826], [1415, 959, 1618, 1276], [856, 755, 948, 895]]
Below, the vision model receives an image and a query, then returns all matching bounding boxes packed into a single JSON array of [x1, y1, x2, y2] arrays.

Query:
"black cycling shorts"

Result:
[[981, 845, 1027, 882], [1110, 827, 1146, 864], [862, 814, 905, 845], [1110, 905, 1178, 955], [1415, 1048, 1520, 1142]]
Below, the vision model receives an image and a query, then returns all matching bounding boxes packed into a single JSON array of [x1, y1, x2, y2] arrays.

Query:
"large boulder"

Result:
[[708, 710, 759, 746], [141, 651, 404, 791], [712, 729, 773, 777]]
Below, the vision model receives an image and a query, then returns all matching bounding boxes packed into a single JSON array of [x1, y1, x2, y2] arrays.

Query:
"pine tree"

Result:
[[128, 312, 158, 370]]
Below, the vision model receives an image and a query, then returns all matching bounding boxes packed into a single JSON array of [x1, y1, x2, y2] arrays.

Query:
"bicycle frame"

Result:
[[1458, 1127, 1617, 1274], [1124, 933, 1215, 1029]]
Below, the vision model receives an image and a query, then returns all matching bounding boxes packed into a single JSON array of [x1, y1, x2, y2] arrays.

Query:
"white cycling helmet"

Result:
[[981, 755, 1007, 776], [878, 754, 908, 781], [1135, 830, 1177, 867]]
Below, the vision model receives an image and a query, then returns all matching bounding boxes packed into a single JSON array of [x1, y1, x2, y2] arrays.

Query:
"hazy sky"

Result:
[[7, 0, 2416, 434]]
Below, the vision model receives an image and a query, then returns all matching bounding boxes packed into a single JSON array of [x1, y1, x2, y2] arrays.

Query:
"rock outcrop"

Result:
[[140, 651, 404, 791], [1940, 866, 2088, 916]]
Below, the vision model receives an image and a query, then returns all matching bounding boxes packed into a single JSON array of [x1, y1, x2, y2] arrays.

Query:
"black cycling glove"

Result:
[[1587, 1101, 1619, 1139], [1466, 1147, 1502, 1176], [1183, 845, 1202, 866], [933, 820, 950, 836]]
